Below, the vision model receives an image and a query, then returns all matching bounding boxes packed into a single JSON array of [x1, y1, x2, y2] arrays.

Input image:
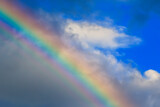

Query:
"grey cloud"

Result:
[[122, 77, 160, 107], [0, 40, 92, 107]]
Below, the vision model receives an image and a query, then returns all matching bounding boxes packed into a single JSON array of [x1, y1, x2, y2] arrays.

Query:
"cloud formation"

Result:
[[63, 18, 160, 107], [123, 69, 160, 107], [65, 20, 141, 49]]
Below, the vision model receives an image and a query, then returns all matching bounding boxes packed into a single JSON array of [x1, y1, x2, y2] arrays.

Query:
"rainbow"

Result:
[[0, 1, 134, 107]]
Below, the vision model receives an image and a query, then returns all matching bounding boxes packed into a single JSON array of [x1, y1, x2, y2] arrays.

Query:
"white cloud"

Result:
[[124, 69, 160, 107], [65, 20, 141, 49], [63, 19, 160, 107], [144, 69, 160, 81]]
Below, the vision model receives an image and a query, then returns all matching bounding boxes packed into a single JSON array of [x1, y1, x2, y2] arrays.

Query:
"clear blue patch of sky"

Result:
[[117, 12, 160, 73]]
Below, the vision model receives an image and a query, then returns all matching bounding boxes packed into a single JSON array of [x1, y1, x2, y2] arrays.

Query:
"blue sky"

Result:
[[16, 0, 160, 73]]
